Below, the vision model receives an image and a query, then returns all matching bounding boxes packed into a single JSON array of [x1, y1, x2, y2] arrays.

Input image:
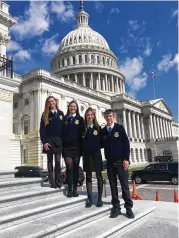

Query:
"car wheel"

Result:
[[171, 177, 178, 185], [135, 176, 142, 184]]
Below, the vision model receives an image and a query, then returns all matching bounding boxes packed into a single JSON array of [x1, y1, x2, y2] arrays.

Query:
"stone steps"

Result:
[[0, 177, 42, 191], [0, 173, 155, 238], [59, 202, 155, 238], [0, 185, 65, 206]]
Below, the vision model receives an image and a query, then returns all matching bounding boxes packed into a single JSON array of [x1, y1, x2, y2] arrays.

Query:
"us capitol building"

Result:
[[0, 2, 178, 170]]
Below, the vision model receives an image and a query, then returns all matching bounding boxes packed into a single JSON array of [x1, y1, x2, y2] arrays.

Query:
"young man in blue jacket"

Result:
[[101, 109, 134, 219]]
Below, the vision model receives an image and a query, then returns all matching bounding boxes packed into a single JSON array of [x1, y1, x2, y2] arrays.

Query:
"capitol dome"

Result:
[[58, 26, 110, 53], [51, 1, 125, 96]]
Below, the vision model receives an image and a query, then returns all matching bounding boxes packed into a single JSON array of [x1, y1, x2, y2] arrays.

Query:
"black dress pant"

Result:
[[107, 162, 133, 209]]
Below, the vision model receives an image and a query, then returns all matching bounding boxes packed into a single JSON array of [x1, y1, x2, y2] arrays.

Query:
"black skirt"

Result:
[[63, 142, 81, 158], [42, 137, 62, 155], [83, 150, 103, 172]]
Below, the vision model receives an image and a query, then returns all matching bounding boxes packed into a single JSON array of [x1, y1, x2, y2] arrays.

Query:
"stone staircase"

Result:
[[0, 172, 155, 238]]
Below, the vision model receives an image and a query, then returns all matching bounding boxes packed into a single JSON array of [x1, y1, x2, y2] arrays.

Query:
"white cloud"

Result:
[[108, 7, 120, 25], [157, 53, 178, 72], [94, 1, 104, 13], [13, 50, 31, 61], [157, 41, 162, 47], [128, 20, 140, 31], [51, 1, 75, 22], [119, 57, 147, 97], [144, 41, 152, 57], [172, 9, 178, 18], [11, 2, 50, 40], [42, 34, 59, 55], [7, 40, 21, 52], [110, 8, 120, 14], [119, 45, 128, 54]]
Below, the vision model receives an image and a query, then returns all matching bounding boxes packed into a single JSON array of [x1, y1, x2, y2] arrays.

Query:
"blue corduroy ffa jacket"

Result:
[[82, 126, 102, 152], [39, 110, 64, 144], [101, 123, 130, 161], [62, 114, 85, 144]]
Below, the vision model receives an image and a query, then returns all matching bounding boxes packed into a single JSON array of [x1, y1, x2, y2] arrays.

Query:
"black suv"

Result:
[[154, 156, 173, 162], [62, 166, 85, 186], [14, 166, 49, 181], [131, 162, 178, 185]]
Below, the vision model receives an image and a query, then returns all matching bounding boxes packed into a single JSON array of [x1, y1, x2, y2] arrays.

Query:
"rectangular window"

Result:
[[24, 120, 29, 135], [24, 149, 28, 164], [13, 123, 18, 134], [85, 55, 88, 63], [24, 98, 29, 105], [13, 101, 18, 109]]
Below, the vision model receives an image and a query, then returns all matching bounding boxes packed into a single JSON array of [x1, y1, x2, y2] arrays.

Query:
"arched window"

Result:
[[67, 57, 70, 66], [109, 80, 112, 91], [91, 55, 94, 64], [85, 55, 88, 63], [73, 56, 75, 65], [62, 59, 65, 67], [144, 149, 147, 161], [97, 55, 100, 64], [79, 55, 82, 64]]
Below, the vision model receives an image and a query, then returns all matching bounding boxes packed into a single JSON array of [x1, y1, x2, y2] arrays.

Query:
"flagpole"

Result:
[[152, 77, 156, 99], [151, 72, 156, 99]]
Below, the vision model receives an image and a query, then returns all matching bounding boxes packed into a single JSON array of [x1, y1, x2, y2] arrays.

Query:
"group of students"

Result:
[[40, 96, 134, 219]]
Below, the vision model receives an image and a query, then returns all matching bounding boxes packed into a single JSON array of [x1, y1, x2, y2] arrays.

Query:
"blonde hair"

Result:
[[84, 107, 99, 130], [42, 96, 60, 126]]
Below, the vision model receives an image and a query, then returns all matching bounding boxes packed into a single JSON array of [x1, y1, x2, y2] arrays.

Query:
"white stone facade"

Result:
[[0, 2, 178, 170]]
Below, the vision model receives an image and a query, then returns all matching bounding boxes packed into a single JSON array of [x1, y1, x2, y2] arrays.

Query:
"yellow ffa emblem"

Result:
[[75, 120, 79, 125], [114, 132, 119, 138], [59, 115, 63, 120], [93, 130, 98, 136]]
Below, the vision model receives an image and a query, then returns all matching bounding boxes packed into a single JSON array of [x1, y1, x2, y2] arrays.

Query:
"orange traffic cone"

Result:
[[131, 180, 143, 200], [156, 191, 160, 201], [174, 189, 178, 203]]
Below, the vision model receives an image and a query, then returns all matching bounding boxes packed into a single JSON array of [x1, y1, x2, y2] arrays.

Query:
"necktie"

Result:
[[108, 127, 112, 134], [54, 111, 57, 117]]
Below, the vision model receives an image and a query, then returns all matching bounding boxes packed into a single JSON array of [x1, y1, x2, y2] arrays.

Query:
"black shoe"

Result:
[[110, 206, 121, 218], [97, 200, 103, 207], [126, 208, 135, 219], [67, 191, 73, 197], [86, 200, 93, 208], [55, 174, 63, 188], [73, 188, 79, 197]]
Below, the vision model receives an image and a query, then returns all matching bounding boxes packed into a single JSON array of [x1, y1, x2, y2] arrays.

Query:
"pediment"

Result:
[[153, 100, 170, 114]]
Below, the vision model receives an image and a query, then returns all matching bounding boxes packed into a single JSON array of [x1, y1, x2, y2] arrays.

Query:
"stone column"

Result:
[[103, 77, 105, 91], [127, 110, 133, 138], [111, 75, 114, 92], [97, 73, 100, 91], [29, 92, 34, 131], [82, 73, 86, 86], [105, 74, 108, 91], [141, 116, 145, 140], [116, 77, 120, 93], [75, 74, 77, 83], [90, 73, 93, 89], [156, 116, 161, 139], [67, 75, 70, 80], [61, 95, 67, 114], [159, 117, 164, 139], [149, 114, 154, 139], [122, 109, 128, 133], [165, 119, 169, 138], [169, 121, 173, 137], [162, 118, 167, 138], [153, 115, 158, 139], [132, 112, 137, 139], [136, 113, 141, 139]]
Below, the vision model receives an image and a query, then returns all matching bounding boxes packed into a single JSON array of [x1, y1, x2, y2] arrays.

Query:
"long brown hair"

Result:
[[84, 107, 99, 130], [42, 96, 60, 126], [67, 100, 80, 116]]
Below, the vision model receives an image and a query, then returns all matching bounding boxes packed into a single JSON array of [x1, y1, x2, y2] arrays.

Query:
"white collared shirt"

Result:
[[69, 113, 76, 117], [106, 123, 115, 131], [51, 109, 57, 114], [88, 123, 93, 129]]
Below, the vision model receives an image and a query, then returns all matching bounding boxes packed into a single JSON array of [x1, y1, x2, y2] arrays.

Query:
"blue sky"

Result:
[[7, 1, 178, 121]]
